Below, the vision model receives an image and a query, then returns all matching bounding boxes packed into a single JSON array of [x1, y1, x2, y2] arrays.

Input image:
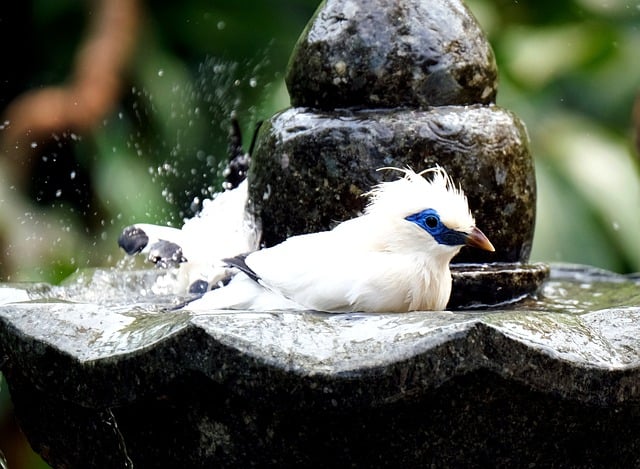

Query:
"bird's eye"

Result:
[[405, 209, 442, 234], [425, 216, 438, 229]]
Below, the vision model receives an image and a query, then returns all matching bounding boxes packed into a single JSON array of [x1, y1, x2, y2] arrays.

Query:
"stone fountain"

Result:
[[248, 0, 547, 308], [1, 1, 640, 468]]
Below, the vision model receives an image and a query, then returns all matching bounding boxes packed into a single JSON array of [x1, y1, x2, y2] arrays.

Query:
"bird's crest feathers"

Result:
[[365, 165, 475, 231]]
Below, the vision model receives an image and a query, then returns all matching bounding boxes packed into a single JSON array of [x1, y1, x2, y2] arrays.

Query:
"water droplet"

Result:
[[217, 20, 226, 30], [190, 197, 201, 213], [158, 69, 165, 77], [263, 184, 272, 201], [612, 221, 620, 231], [249, 77, 258, 88], [70, 171, 76, 180], [55, 189, 62, 198], [30, 142, 38, 148]]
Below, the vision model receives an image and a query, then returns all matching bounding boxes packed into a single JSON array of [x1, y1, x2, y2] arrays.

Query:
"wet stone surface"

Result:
[[0, 265, 640, 467], [286, 0, 498, 109]]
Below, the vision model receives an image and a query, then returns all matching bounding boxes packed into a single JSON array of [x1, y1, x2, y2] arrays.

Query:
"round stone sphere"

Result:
[[248, 105, 535, 265], [286, 0, 498, 109]]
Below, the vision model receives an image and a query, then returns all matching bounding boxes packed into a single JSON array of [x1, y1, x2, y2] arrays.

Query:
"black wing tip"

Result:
[[147, 240, 187, 268], [187, 272, 234, 294], [118, 226, 149, 255], [223, 253, 260, 283], [223, 117, 263, 190], [188, 279, 210, 294]]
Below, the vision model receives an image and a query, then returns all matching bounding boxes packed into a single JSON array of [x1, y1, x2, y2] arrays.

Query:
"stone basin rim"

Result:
[[1, 268, 640, 410], [2, 316, 639, 409]]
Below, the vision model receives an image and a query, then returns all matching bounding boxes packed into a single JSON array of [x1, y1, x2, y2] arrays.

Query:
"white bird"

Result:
[[185, 166, 495, 313], [118, 179, 260, 293]]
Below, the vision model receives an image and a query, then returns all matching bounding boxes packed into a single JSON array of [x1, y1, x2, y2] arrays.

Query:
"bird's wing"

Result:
[[118, 180, 259, 289], [180, 180, 258, 260], [118, 224, 185, 255], [184, 271, 305, 311]]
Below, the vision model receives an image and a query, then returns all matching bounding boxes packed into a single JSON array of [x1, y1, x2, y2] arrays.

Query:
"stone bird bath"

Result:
[[1, 0, 640, 467]]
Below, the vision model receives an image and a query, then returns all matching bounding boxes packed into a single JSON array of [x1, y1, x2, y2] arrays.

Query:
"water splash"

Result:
[[126, 52, 275, 226], [3, 263, 635, 318]]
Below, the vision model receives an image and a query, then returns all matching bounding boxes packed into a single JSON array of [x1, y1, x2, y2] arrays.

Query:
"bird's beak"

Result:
[[465, 227, 495, 252]]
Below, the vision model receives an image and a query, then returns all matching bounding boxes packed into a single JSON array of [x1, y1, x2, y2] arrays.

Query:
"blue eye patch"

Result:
[[405, 209, 467, 246]]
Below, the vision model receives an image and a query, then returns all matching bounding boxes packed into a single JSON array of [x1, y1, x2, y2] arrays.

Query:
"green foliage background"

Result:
[[0, 0, 639, 467]]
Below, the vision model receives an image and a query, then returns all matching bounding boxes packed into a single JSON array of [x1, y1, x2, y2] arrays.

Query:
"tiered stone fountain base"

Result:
[[0, 264, 639, 468]]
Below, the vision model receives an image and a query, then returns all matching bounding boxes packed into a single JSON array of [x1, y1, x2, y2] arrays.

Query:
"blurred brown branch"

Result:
[[0, 0, 141, 184]]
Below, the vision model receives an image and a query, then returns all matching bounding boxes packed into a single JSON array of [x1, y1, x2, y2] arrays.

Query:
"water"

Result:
[[521, 263, 640, 314], [4, 262, 634, 315], [0, 262, 637, 372], [132, 53, 277, 222]]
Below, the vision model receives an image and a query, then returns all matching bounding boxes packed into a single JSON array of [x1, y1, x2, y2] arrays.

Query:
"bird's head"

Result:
[[365, 166, 495, 256]]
